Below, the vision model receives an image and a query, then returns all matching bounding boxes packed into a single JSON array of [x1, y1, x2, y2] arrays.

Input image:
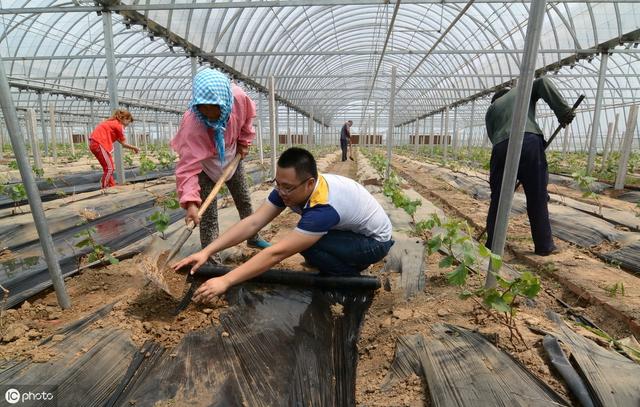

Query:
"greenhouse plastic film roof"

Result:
[[0, 0, 639, 146]]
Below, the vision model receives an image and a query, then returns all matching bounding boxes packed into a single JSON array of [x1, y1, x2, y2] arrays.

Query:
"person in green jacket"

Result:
[[485, 77, 575, 256]]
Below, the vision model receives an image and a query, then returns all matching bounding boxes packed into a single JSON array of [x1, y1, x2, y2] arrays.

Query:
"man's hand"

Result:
[[131, 146, 140, 154], [238, 143, 249, 159], [172, 249, 210, 275], [185, 202, 200, 226], [193, 277, 231, 303], [560, 111, 575, 126]]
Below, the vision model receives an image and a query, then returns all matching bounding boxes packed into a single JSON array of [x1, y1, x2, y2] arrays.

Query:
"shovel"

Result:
[[349, 140, 355, 161], [139, 154, 242, 297]]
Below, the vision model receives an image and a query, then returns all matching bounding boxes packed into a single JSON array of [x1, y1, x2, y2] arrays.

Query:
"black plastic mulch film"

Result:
[[0, 167, 267, 308], [382, 324, 569, 407], [0, 166, 176, 209], [1, 279, 375, 407], [422, 160, 640, 274], [545, 312, 640, 407]]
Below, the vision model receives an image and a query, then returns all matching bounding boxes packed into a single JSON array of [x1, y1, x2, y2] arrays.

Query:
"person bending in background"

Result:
[[173, 147, 395, 303], [340, 120, 353, 161], [171, 68, 270, 254], [89, 108, 139, 189], [485, 77, 575, 256]]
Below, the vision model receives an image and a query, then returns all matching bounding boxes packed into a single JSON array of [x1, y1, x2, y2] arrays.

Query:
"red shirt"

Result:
[[90, 119, 125, 152]]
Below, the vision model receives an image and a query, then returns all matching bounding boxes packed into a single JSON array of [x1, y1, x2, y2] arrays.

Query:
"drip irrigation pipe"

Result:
[[189, 264, 381, 290]]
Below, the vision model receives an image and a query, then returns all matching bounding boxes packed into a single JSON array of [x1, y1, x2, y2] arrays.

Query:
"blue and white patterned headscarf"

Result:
[[189, 69, 234, 162]]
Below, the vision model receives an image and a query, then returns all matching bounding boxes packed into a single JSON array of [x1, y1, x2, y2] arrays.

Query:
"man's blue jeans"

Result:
[[300, 230, 394, 275]]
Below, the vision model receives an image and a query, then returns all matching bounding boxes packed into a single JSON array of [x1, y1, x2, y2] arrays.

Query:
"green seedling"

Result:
[[382, 172, 421, 222], [5, 183, 27, 214], [572, 171, 603, 216], [605, 281, 625, 297], [74, 227, 119, 265], [32, 166, 44, 178], [148, 191, 180, 238], [124, 153, 134, 167], [139, 154, 157, 175], [421, 213, 540, 348], [157, 149, 176, 169]]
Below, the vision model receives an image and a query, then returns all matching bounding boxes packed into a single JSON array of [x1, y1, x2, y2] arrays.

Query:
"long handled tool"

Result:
[[477, 94, 585, 242], [139, 154, 242, 297]]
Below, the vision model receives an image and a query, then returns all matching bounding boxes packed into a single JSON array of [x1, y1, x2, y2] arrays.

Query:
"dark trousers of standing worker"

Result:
[[301, 230, 394, 275], [486, 132, 556, 255], [340, 138, 348, 161]]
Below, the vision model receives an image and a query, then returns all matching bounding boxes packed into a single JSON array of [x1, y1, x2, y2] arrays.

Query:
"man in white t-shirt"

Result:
[[173, 147, 394, 303]]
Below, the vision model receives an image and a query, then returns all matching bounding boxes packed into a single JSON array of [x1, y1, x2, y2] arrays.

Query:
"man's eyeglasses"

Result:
[[271, 177, 312, 196]]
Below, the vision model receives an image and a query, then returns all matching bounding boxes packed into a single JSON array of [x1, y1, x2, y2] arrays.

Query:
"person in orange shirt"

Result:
[[89, 109, 140, 188]]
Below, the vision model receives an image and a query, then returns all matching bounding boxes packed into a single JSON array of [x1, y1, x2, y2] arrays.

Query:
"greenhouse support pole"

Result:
[[67, 124, 75, 156], [601, 121, 614, 168], [385, 66, 396, 180], [583, 123, 592, 152], [154, 110, 161, 146], [610, 112, 621, 155], [430, 115, 435, 156], [26, 109, 43, 170], [130, 123, 137, 149], [142, 120, 148, 153], [374, 101, 378, 147], [48, 102, 57, 162], [562, 124, 570, 154], [452, 106, 459, 160], [586, 51, 609, 174], [413, 120, 419, 153], [256, 95, 264, 165], [190, 56, 198, 77], [301, 109, 306, 145], [438, 111, 445, 157], [86, 108, 93, 148], [268, 76, 277, 178], [422, 118, 428, 151], [0, 57, 70, 309], [443, 106, 450, 162], [90, 99, 97, 129], [468, 99, 476, 153], [0, 121, 4, 160], [37, 92, 49, 157], [308, 111, 314, 145], [103, 11, 125, 184], [614, 105, 638, 190], [486, 0, 546, 289], [287, 108, 292, 147]]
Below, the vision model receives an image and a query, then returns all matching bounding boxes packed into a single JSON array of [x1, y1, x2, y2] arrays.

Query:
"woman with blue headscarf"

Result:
[[171, 68, 270, 252]]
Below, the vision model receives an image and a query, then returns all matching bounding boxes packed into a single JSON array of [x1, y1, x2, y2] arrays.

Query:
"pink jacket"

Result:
[[171, 84, 256, 208]]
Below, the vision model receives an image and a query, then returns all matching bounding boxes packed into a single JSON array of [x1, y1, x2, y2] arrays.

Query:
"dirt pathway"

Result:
[[390, 154, 640, 339]]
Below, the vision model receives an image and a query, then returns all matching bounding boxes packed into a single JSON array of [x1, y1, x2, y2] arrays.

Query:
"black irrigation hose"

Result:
[[542, 335, 595, 407], [189, 264, 382, 291]]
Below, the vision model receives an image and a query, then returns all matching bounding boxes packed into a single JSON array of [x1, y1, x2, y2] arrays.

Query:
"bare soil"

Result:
[[390, 154, 639, 340], [1, 150, 637, 407]]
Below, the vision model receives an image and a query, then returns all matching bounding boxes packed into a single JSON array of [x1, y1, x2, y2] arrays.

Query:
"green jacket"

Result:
[[485, 77, 572, 146]]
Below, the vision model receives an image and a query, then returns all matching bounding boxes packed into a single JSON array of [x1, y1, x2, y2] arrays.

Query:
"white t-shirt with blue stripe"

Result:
[[267, 173, 392, 242]]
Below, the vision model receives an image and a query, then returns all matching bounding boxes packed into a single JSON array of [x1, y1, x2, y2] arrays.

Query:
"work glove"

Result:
[[559, 110, 575, 126]]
